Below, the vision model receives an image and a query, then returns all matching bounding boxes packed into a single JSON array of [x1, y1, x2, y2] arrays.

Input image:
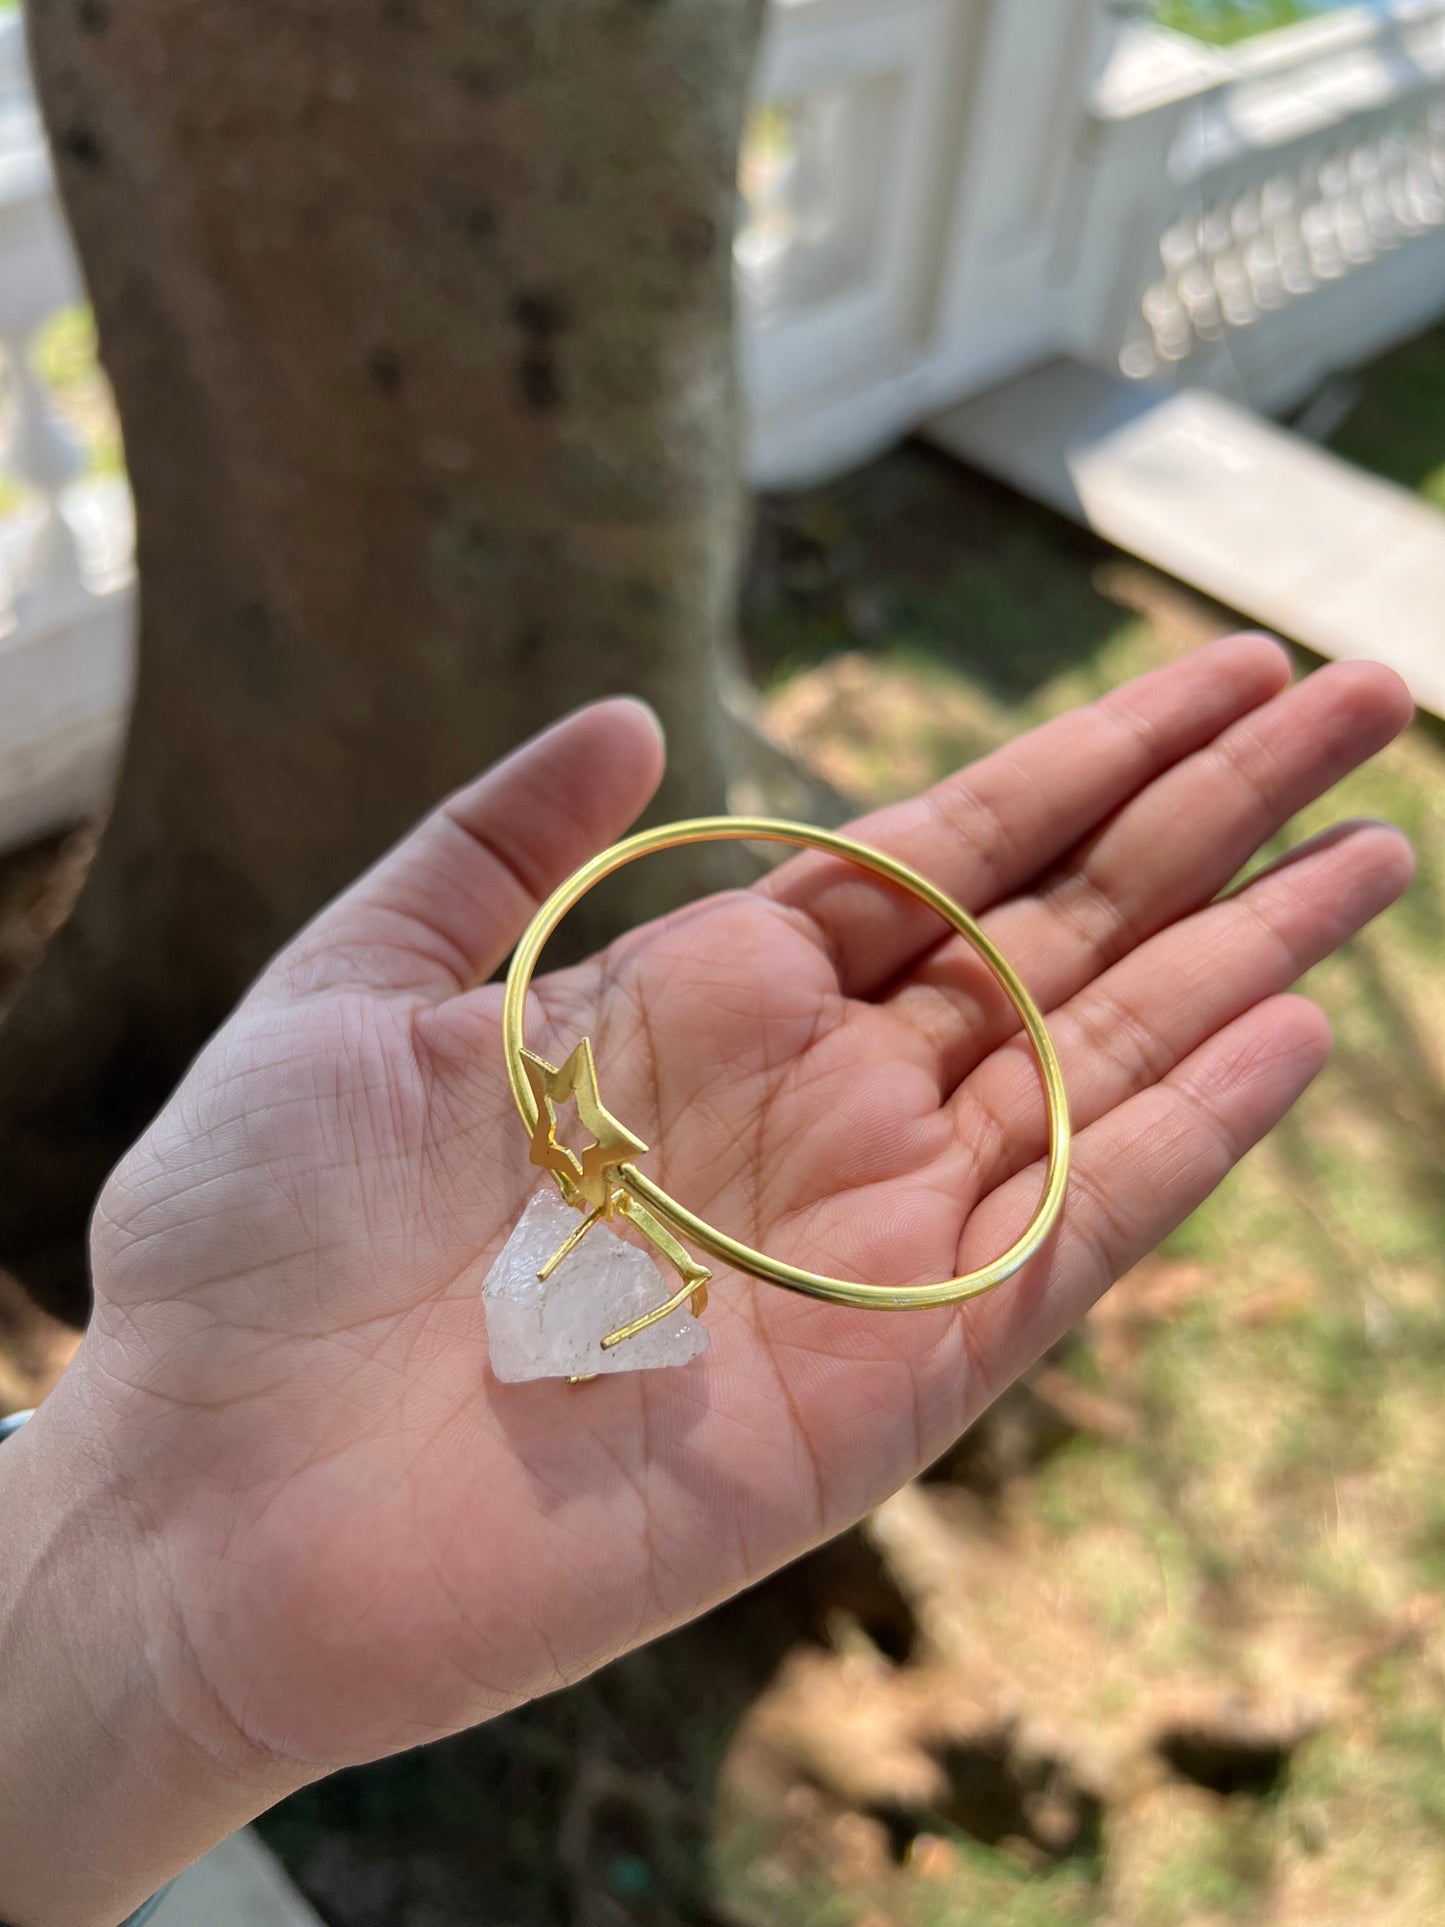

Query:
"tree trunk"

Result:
[[2, 0, 764, 1321]]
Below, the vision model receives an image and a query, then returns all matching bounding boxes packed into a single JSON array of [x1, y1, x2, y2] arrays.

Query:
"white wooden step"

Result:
[[928, 358, 1445, 720], [149, 1829, 323, 1927]]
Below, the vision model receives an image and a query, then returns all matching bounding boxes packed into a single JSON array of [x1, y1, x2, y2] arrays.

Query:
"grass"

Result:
[[733, 322, 1445, 1927], [1154, 1, 1323, 43], [724, 1836, 1104, 1927], [1329, 327, 1445, 512]]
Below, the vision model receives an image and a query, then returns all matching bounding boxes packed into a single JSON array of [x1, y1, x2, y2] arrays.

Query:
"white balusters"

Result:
[[0, 325, 89, 616], [1126, 86, 1445, 389], [0, 11, 135, 855]]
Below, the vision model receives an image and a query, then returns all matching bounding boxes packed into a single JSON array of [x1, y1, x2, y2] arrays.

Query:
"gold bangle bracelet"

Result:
[[500, 817, 1070, 1338]]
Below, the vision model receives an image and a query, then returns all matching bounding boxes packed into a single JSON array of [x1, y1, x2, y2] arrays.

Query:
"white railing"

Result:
[[4, 0, 1445, 850], [0, 10, 132, 854], [1076, 1, 1445, 405], [741, 0, 1445, 479]]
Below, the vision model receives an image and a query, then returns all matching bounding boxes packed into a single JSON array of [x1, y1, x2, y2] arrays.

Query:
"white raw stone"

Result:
[[484, 1189, 709, 1382]]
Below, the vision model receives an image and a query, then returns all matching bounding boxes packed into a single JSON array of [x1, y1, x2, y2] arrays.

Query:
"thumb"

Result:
[[268, 698, 667, 1001]]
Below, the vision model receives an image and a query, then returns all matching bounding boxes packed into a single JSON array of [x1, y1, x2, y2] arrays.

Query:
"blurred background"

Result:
[[2, 1, 1443, 1923]]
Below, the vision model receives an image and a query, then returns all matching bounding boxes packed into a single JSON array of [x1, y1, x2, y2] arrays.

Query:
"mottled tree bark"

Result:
[[2, 0, 764, 1320]]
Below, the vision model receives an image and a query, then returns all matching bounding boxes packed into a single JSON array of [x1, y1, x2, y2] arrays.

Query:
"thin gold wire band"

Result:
[[502, 817, 1071, 1313]]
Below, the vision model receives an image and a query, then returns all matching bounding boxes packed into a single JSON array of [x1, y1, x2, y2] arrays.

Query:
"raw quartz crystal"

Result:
[[484, 1188, 709, 1382]]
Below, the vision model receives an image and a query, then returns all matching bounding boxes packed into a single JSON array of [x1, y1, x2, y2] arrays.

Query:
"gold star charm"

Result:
[[521, 1039, 648, 1212]]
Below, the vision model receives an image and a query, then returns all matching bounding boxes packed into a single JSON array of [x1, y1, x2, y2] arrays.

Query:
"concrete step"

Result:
[[928, 358, 1445, 719], [148, 1829, 323, 1927]]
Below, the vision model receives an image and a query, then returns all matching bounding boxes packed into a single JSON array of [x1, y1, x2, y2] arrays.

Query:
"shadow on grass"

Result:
[[1329, 324, 1445, 511], [743, 443, 1128, 708]]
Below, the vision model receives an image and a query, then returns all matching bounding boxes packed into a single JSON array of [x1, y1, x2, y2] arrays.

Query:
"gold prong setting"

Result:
[[520, 1041, 714, 1361]]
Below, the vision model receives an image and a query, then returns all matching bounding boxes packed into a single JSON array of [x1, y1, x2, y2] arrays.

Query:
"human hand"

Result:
[[0, 639, 1413, 1924]]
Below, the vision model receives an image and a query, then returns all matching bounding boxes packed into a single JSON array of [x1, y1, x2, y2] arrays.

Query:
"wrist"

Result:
[[0, 1365, 307, 1927]]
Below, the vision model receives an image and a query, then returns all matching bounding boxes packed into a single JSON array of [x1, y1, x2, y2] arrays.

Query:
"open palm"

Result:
[[69, 637, 1411, 1789]]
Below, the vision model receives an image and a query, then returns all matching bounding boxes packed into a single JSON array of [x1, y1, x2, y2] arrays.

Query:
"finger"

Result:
[[758, 633, 1293, 996], [892, 658, 1413, 1089], [953, 994, 1333, 1405], [950, 819, 1411, 1195], [270, 698, 667, 1001]]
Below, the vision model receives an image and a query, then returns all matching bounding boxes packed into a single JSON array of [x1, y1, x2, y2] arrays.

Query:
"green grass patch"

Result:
[[1155, 1, 1321, 43], [1329, 325, 1445, 511]]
